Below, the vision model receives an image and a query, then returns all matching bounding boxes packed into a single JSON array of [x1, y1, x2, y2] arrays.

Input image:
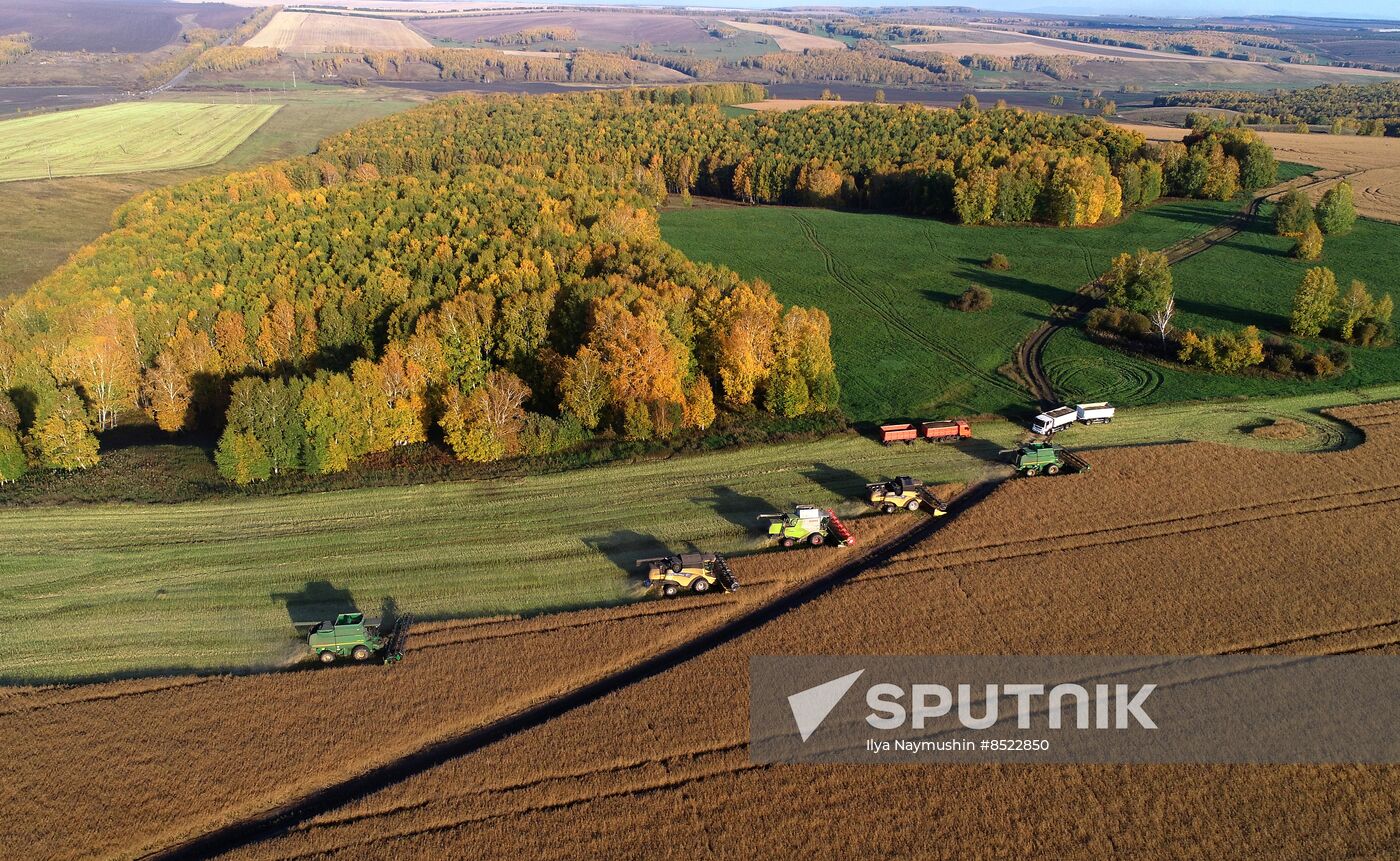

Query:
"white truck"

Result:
[[1031, 402, 1115, 435]]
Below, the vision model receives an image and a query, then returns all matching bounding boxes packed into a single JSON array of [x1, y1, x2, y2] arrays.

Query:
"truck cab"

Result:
[[1031, 406, 1078, 435]]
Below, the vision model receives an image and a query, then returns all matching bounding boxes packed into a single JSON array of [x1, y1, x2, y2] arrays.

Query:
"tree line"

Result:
[[1157, 83, 1400, 136]]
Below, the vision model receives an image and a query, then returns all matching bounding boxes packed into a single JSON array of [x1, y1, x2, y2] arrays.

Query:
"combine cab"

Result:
[[637, 552, 739, 597], [866, 476, 948, 515], [758, 506, 855, 548], [1005, 442, 1090, 477], [303, 612, 412, 665]]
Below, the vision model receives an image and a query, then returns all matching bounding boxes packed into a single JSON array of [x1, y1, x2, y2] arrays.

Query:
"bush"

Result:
[[948, 284, 993, 312], [982, 253, 1011, 271], [1266, 353, 1294, 374], [1306, 351, 1336, 377], [1086, 305, 1152, 340]]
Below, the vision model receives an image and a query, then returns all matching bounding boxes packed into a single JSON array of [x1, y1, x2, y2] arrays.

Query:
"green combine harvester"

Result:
[[1005, 442, 1090, 477], [757, 505, 855, 548], [301, 612, 412, 664]]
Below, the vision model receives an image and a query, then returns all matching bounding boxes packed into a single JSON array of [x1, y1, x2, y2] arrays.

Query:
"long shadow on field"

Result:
[[802, 462, 873, 502], [955, 267, 1077, 308], [694, 484, 780, 530], [274, 580, 359, 628], [583, 530, 675, 579]]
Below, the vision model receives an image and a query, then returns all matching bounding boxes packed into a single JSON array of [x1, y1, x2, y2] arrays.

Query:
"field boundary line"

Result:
[[135, 481, 1002, 861]]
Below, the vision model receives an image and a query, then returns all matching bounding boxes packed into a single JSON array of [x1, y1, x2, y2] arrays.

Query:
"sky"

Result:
[[585, 0, 1400, 20]]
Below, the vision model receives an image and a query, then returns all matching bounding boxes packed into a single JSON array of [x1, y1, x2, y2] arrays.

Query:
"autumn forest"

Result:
[[0, 84, 1277, 483]]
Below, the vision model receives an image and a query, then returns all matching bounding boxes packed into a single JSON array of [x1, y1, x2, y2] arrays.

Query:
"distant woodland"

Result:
[[1157, 83, 1400, 135], [0, 86, 1276, 483]]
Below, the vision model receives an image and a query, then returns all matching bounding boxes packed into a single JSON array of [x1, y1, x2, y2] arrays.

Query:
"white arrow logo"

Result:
[[788, 669, 865, 742]]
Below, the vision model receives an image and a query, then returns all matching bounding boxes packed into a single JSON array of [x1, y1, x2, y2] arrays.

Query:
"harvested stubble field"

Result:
[[0, 517, 912, 861], [720, 20, 845, 52], [416, 10, 711, 48], [0, 102, 281, 183], [246, 11, 432, 52], [0, 432, 999, 684], [210, 402, 1400, 861], [0, 0, 244, 53]]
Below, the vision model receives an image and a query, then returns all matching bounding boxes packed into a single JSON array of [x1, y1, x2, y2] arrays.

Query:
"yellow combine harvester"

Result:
[[865, 476, 948, 515], [636, 552, 739, 597]]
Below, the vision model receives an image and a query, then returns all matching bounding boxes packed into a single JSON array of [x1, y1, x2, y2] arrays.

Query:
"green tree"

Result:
[[0, 427, 26, 483], [1293, 221, 1324, 260], [1315, 181, 1356, 235], [28, 388, 99, 471], [215, 430, 272, 485], [1290, 267, 1339, 337], [1099, 249, 1173, 315], [959, 93, 979, 110], [1337, 280, 1374, 342], [1274, 190, 1314, 236]]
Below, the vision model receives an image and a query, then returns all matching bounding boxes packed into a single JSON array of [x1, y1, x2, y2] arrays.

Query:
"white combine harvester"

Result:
[[1031, 402, 1115, 435]]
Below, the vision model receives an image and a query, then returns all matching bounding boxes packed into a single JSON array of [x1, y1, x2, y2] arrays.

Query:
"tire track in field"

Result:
[[139, 482, 1001, 861], [789, 211, 1025, 401], [1219, 618, 1400, 655], [1012, 169, 1359, 405]]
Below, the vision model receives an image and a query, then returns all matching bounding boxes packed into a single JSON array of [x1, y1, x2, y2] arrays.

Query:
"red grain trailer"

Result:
[[921, 419, 972, 441], [878, 423, 920, 445]]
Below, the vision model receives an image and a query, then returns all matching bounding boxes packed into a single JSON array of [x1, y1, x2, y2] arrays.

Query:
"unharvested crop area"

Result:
[[0, 522, 912, 861], [0, 102, 280, 183], [246, 11, 432, 52], [218, 401, 1400, 861]]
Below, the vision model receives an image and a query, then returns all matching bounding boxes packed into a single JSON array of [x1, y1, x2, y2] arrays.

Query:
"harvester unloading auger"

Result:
[[757, 506, 855, 548]]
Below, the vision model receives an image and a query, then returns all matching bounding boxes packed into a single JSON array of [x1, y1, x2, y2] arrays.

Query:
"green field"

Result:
[[661, 198, 1242, 421], [0, 102, 282, 183], [1045, 207, 1400, 405], [2, 383, 1392, 684], [0, 90, 415, 297]]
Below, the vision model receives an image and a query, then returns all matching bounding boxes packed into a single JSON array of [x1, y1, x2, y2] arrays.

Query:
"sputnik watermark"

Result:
[[750, 656, 1400, 764]]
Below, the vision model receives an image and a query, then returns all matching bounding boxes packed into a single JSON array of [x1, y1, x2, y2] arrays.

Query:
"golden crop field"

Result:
[[0, 102, 280, 183], [221, 403, 1400, 860], [245, 11, 432, 52]]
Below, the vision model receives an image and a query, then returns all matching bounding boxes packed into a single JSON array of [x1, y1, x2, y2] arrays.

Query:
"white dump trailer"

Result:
[[1031, 402, 1116, 435], [1075, 402, 1115, 425]]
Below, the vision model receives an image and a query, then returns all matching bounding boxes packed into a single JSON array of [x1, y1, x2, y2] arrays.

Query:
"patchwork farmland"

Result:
[[0, 102, 280, 182]]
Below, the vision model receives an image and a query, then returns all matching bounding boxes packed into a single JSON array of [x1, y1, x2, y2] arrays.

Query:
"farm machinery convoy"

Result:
[[297, 406, 1102, 651]]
